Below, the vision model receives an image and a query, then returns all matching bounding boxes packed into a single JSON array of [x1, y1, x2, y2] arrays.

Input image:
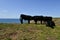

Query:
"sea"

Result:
[[0, 19, 28, 24]]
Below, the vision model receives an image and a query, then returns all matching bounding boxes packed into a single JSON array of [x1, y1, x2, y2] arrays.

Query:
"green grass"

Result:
[[0, 18, 60, 40]]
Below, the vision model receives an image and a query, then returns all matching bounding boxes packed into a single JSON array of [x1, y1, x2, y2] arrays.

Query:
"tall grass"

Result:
[[0, 18, 60, 40]]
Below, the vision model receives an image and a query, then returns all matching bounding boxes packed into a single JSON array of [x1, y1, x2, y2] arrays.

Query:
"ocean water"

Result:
[[0, 19, 27, 23]]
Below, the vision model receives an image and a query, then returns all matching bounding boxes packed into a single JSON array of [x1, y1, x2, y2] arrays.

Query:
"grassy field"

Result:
[[0, 18, 60, 40]]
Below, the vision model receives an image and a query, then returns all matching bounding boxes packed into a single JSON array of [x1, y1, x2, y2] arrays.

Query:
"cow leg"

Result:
[[41, 20, 42, 24], [34, 20, 37, 24], [28, 20, 30, 24], [20, 18, 23, 24]]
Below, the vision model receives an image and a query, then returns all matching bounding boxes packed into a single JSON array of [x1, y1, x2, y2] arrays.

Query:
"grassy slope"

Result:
[[0, 18, 60, 40]]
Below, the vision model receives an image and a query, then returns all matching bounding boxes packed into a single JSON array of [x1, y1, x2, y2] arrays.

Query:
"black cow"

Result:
[[32, 16, 43, 24], [46, 21, 55, 29], [43, 16, 52, 24], [20, 14, 33, 24], [32, 16, 52, 24]]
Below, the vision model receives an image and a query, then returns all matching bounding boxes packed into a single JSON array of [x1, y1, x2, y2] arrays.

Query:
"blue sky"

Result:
[[0, 0, 60, 18]]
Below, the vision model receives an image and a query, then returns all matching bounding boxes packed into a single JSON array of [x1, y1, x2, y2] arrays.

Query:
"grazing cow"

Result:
[[46, 21, 55, 29], [32, 16, 43, 24], [20, 14, 33, 24]]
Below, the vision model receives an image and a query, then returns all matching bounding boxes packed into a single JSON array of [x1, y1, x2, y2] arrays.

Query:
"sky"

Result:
[[0, 0, 60, 19]]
